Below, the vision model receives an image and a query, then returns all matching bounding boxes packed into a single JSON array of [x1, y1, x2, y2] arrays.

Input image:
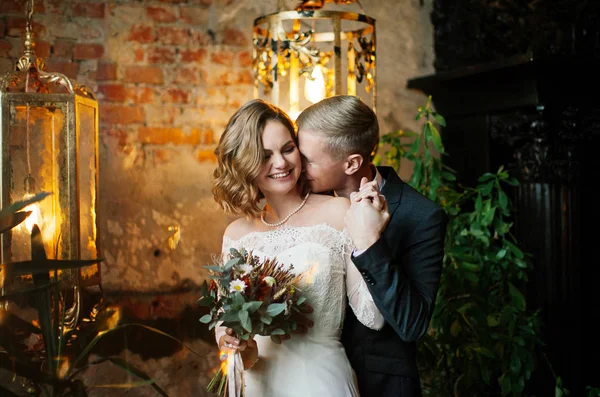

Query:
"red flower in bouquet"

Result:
[[197, 247, 308, 396]]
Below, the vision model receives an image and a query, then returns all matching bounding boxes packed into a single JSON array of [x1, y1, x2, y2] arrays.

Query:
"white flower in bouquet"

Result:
[[229, 279, 247, 294]]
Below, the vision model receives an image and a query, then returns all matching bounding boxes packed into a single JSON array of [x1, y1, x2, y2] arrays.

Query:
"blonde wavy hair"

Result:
[[212, 99, 308, 218]]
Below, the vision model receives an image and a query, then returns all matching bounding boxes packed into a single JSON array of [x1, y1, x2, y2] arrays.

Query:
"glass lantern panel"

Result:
[[8, 102, 72, 263], [76, 97, 99, 286]]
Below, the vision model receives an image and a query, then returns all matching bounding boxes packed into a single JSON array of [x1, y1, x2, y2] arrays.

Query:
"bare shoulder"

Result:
[[306, 194, 350, 230], [223, 217, 256, 240]]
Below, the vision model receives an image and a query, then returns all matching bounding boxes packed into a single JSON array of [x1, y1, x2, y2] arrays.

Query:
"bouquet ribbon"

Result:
[[227, 351, 244, 397]]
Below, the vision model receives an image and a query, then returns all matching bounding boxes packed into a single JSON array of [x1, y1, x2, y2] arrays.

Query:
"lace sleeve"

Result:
[[344, 234, 385, 330]]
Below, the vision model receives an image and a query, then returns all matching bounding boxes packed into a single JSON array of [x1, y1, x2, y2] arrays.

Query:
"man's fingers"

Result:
[[353, 189, 382, 203], [359, 179, 379, 192], [360, 177, 369, 189]]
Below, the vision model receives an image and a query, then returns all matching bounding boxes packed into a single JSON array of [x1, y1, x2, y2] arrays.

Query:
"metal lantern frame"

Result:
[[0, 0, 101, 315], [253, 4, 376, 116]]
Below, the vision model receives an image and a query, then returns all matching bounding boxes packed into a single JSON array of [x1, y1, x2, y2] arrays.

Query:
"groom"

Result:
[[296, 95, 448, 397]]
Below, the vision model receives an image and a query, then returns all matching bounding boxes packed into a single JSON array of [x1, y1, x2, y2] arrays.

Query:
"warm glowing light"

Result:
[[22, 194, 42, 233], [304, 65, 326, 104], [288, 110, 301, 121], [303, 262, 319, 285]]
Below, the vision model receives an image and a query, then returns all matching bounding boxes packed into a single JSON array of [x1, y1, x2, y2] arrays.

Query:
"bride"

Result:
[[211, 99, 385, 397]]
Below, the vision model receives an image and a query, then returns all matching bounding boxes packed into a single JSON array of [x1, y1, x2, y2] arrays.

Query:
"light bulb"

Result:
[[304, 65, 326, 104]]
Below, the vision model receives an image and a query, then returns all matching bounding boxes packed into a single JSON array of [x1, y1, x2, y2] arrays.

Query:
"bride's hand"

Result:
[[219, 328, 259, 369]]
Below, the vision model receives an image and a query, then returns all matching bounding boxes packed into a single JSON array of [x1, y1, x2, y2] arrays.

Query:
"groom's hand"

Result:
[[345, 177, 390, 251]]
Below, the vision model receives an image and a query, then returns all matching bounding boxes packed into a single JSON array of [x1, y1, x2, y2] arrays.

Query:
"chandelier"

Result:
[[253, 0, 376, 118]]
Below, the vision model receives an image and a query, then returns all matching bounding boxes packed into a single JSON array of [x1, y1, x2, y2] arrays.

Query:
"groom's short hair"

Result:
[[296, 95, 379, 161]]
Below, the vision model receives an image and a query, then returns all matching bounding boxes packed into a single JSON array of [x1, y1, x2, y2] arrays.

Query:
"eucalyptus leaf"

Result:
[[270, 328, 285, 336], [197, 296, 215, 307], [260, 315, 273, 325], [204, 265, 224, 272], [199, 314, 213, 324], [238, 310, 252, 333], [266, 303, 287, 316], [242, 301, 263, 313]]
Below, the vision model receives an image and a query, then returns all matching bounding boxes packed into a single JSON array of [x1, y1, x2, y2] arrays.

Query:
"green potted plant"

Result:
[[375, 97, 544, 396], [0, 193, 193, 396]]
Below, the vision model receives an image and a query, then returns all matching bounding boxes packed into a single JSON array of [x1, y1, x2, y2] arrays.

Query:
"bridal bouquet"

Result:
[[198, 247, 307, 397]]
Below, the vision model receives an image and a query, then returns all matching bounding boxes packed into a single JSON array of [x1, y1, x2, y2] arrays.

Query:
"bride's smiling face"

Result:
[[256, 120, 301, 196]]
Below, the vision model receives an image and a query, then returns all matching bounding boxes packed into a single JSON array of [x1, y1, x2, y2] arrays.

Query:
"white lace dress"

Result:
[[219, 224, 385, 397]]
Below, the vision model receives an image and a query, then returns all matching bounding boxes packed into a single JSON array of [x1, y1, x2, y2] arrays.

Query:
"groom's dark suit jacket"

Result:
[[341, 166, 448, 397]]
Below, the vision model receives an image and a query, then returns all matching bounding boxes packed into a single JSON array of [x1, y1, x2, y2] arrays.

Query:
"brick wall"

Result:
[[1, 1, 435, 395], [0, 0, 435, 295]]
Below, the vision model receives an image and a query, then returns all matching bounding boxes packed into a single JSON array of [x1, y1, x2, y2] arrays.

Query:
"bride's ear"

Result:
[[344, 154, 363, 175]]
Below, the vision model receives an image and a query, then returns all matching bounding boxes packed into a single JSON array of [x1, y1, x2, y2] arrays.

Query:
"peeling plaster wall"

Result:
[[1, 0, 434, 293]]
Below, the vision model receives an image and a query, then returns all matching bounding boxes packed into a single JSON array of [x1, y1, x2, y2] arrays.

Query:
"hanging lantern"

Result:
[[253, 0, 376, 119], [0, 1, 101, 295]]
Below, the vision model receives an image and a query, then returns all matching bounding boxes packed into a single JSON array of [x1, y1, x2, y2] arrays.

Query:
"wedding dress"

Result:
[[218, 223, 385, 397]]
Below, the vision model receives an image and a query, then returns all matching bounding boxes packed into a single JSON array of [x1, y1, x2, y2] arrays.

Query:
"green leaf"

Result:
[[197, 296, 214, 307], [0, 192, 51, 218], [508, 282, 526, 311], [460, 262, 479, 272], [204, 265, 224, 272], [242, 301, 263, 313], [482, 205, 496, 226], [1, 258, 103, 276], [480, 181, 494, 196], [487, 315, 500, 327], [221, 309, 240, 322], [475, 347, 495, 358], [238, 310, 252, 333], [0, 211, 32, 235], [224, 257, 242, 270], [499, 372, 512, 396], [199, 314, 212, 324], [510, 351, 522, 373], [450, 320, 461, 337], [409, 135, 421, 156], [506, 240, 524, 259], [505, 176, 519, 186], [266, 303, 287, 316], [296, 296, 306, 306], [432, 112, 446, 127], [107, 357, 169, 396], [429, 123, 444, 153], [498, 190, 508, 210], [496, 248, 507, 260], [231, 291, 245, 307], [270, 328, 286, 336], [260, 315, 272, 325]]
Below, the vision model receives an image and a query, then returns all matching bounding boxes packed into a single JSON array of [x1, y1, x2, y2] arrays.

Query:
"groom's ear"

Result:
[[344, 154, 364, 175]]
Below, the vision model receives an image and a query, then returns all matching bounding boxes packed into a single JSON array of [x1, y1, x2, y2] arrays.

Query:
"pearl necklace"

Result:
[[261, 193, 310, 227]]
